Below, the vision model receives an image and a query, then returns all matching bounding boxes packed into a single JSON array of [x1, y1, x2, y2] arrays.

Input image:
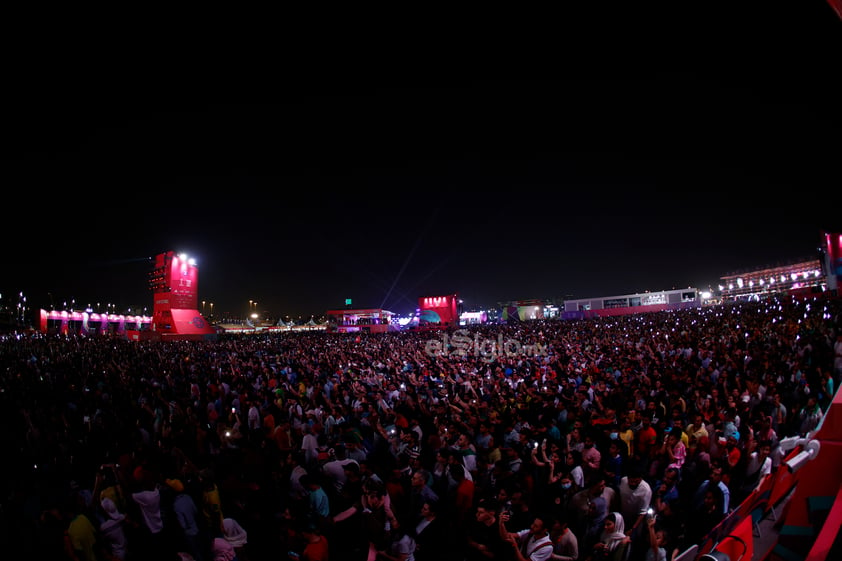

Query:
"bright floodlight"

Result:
[[701, 291, 711, 299], [179, 253, 188, 262]]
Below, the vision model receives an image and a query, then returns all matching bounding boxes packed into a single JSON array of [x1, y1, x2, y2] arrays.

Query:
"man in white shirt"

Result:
[[618, 469, 653, 539], [738, 440, 773, 502], [247, 399, 261, 433], [321, 445, 359, 495], [131, 478, 166, 556], [453, 432, 478, 477], [301, 423, 321, 469], [499, 512, 554, 561]]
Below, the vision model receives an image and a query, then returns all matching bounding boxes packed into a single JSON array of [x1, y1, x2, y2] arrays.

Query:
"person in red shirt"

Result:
[[635, 415, 657, 473], [299, 521, 329, 561], [580, 433, 602, 481], [723, 435, 741, 472], [451, 459, 475, 532]]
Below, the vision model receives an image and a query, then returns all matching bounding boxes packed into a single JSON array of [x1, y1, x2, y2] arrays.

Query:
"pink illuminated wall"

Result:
[[38, 309, 152, 334], [418, 293, 458, 326]]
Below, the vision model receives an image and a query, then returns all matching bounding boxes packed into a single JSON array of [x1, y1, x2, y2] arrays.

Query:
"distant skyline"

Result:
[[3, 64, 841, 320]]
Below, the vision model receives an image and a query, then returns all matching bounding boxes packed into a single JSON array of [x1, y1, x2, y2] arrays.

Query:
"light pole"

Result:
[[209, 302, 214, 318], [202, 300, 206, 314]]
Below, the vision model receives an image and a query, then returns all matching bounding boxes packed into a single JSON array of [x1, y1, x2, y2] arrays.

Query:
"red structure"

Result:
[[829, 0, 842, 19], [417, 293, 459, 329], [689, 383, 842, 561], [148, 251, 216, 340]]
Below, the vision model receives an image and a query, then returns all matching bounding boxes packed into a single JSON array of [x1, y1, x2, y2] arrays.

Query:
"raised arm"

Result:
[[647, 515, 658, 556]]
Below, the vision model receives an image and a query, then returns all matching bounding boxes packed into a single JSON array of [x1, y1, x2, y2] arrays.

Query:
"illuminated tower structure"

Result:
[[824, 231, 841, 293], [148, 251, 217, 340]]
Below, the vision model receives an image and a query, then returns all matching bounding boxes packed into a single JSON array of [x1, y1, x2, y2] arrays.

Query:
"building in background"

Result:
[[325, 307, 395, 333], [499, 299, 559, 322], [718, 259, 826, 301], [562, 288, 701, 319], [717, 231, 840, 302]]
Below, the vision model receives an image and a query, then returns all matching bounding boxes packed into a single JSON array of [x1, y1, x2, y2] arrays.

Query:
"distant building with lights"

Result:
[[459, 311, 488, 326], [718, 258, 827, 301], [499, 299, 559, 321], [716, 231, 841, 301], [325, 308, 396, 333], [38, 309, 153, 336], [563, 288, 701, 319]]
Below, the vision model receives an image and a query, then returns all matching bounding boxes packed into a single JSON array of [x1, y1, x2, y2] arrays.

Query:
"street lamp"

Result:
[[210, 302, 214, 317], [202, 300, 206, 314]]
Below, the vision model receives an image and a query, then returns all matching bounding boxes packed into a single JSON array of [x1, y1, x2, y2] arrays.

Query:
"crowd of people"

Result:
[[1, 294, 841, 561]]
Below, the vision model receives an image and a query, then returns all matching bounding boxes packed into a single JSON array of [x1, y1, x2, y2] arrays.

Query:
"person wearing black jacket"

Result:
[[412, 500, 448, 561]]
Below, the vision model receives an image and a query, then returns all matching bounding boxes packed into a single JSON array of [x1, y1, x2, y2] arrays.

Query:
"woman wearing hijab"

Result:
[[99, 497, 128, 561], [587, 512, 630, 561], [223, 518, 249, 561]]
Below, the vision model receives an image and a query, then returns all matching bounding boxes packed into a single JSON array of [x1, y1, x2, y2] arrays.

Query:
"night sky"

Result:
[[4, 12, 841, 319]]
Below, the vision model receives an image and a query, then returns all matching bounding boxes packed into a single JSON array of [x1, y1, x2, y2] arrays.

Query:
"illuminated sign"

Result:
[[642, 293, 667, 305], [423, 296, 451, 308]]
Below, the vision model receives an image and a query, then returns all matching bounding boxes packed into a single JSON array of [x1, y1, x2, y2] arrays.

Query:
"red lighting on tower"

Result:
[[149, 251, 216, 340]]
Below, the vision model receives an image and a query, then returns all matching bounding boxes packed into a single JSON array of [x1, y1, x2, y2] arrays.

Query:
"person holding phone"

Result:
[[645, 515, 667, 561], [498, 511, 554, 561]]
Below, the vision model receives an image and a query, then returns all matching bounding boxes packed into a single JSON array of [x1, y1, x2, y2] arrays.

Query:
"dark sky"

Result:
[[4, 10, 841, 319]]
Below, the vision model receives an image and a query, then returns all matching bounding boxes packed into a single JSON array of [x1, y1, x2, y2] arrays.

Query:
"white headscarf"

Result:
[[600, 512, 626, 552], [101, 497, 126, 522], [223, 517, 248, 547]]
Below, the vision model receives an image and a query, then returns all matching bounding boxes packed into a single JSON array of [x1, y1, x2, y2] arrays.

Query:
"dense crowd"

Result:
[[1, 295, 841, 561]]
